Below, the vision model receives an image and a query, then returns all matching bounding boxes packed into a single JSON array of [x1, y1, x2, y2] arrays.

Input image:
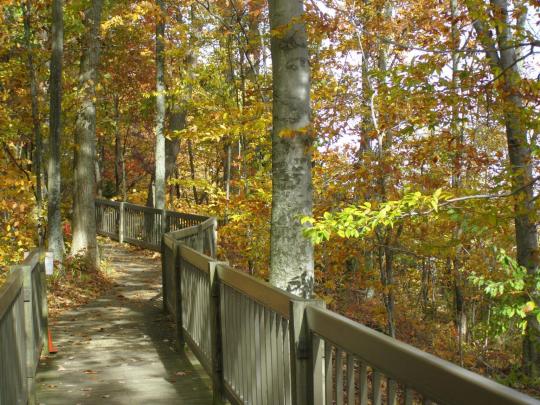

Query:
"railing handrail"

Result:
[[306, 305, 535, 405], [95, 199, 121, 208], [96, 198, 210, 222], [95, 198, 540, 405], [0, 264, 23, 320], [167, 217, 217, 241], [217, 263, 296, 319], [123, 201, 160, 213], [166, 209, 210, 222]]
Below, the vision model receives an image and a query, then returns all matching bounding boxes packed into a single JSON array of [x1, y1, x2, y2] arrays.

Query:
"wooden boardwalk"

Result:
[[36, 242, 213, 404]]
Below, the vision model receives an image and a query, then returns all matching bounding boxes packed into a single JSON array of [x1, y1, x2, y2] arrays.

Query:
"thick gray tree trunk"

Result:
[[47, 0, 64, 262], [268, 0, 314, 298], [469, 0, 539, 376], [71, 0, 103, 270], [154, 0, 166, 210]]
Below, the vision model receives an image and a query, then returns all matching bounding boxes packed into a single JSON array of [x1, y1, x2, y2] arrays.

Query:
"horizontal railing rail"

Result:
[[0, 249, 49, 405], [95, 199, 540, 405]]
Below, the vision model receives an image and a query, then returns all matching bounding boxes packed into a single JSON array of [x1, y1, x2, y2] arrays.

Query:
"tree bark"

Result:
[[23, 0, 44, 245], [268, 0, 314, 298], [187, 139, 199, 204], [113, 95, 122, 195], [154, 0, 166, 210], [47, 0, 64, 262], [450, 0, 467, 365], [468, 0, 539, 376], [71, 0, 103, 270]]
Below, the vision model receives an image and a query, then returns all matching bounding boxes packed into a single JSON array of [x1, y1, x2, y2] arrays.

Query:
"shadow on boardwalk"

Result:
[[36, 242, 213, 405]]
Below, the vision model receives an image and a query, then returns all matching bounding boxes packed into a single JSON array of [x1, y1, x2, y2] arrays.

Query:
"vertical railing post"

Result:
[[162, 209, 169, 235], [39, 251, 49, 352], [310, 325, 325, 405], [119, 201, 125, 243], [209, 261, 225, 404], [161, 235, 168, 315], [210, 218, 218, 259], [21, 264, 36, 405], [194, 224, 204, 252], [289, 300, 325, 405], [175, 242, 185, 348]]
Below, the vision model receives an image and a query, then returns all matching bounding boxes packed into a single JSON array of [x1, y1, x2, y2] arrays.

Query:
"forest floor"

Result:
[[36, 241, 212, 404]]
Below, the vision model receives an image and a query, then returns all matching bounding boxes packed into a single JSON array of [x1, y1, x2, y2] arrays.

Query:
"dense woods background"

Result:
[[0, 0, 539, 395]]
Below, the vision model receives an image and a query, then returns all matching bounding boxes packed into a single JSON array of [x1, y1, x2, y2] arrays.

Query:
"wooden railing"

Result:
[[96, 200, 539, 405], [96, 199, 211, 251], [0, 249, 49, 405]]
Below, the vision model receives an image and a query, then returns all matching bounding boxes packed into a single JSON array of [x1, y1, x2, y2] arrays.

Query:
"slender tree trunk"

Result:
[[225, 143, 231, 201], [383, 243, 396, 338], [154, 0, 166, 210], [187, 139, 199, 204], [468, 0, 539, 376], [23, 0, 44, 245], [223, 33, 240, 200], [268, 0, 314, 298], [71, 0, 103, 270], [95, 140, 104, 197], [47, 0, 64, 262], [372, 0, 397, 336], [114, 95, 122, 195], [450, 0, 467, 365]]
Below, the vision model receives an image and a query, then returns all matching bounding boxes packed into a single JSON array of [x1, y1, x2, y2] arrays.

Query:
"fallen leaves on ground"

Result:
[[47, 268, 113, 318]]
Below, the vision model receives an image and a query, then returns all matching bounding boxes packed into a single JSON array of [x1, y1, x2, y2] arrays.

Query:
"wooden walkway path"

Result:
[[36, 242, 213, 404]]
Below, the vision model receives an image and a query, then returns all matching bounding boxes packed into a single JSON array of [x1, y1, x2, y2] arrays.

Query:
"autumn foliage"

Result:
[[0, 0, 539, 394]]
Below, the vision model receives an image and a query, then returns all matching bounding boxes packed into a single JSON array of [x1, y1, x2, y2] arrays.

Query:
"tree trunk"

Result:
[[154, 0, 166, 210], [47, 0, 64, 262], [113, 95, 122, 195], [95, 139, 104, 197], [468, 0, 539, 376], [187, 139, 199, 204], [71, 0, 103, 270], [166, 112, 182, 180], [450, 0, 466, 364], [268, 0, 314, 298], [23, 0, 44, 245]]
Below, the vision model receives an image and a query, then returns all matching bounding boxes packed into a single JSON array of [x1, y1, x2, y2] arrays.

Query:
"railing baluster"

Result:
[[254, 300, 262, 405], [372, 370, 382, 405], [234, 290, 242, 396], [260, 304, 269, 405], [346, 354, 355, 405], [387, 378, 398, 405], [336, 348, 344, 405], [359, 361, 368, 405], [276, 314, 285, 405], [311, 334, 324, 405], [325, 343, 333, 405], [244, 294, 252, 405], [221, 285, 228, 384], [283, 317, 292, 405], [266, 307, 276, 405], [405, 388, 414, 405]]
